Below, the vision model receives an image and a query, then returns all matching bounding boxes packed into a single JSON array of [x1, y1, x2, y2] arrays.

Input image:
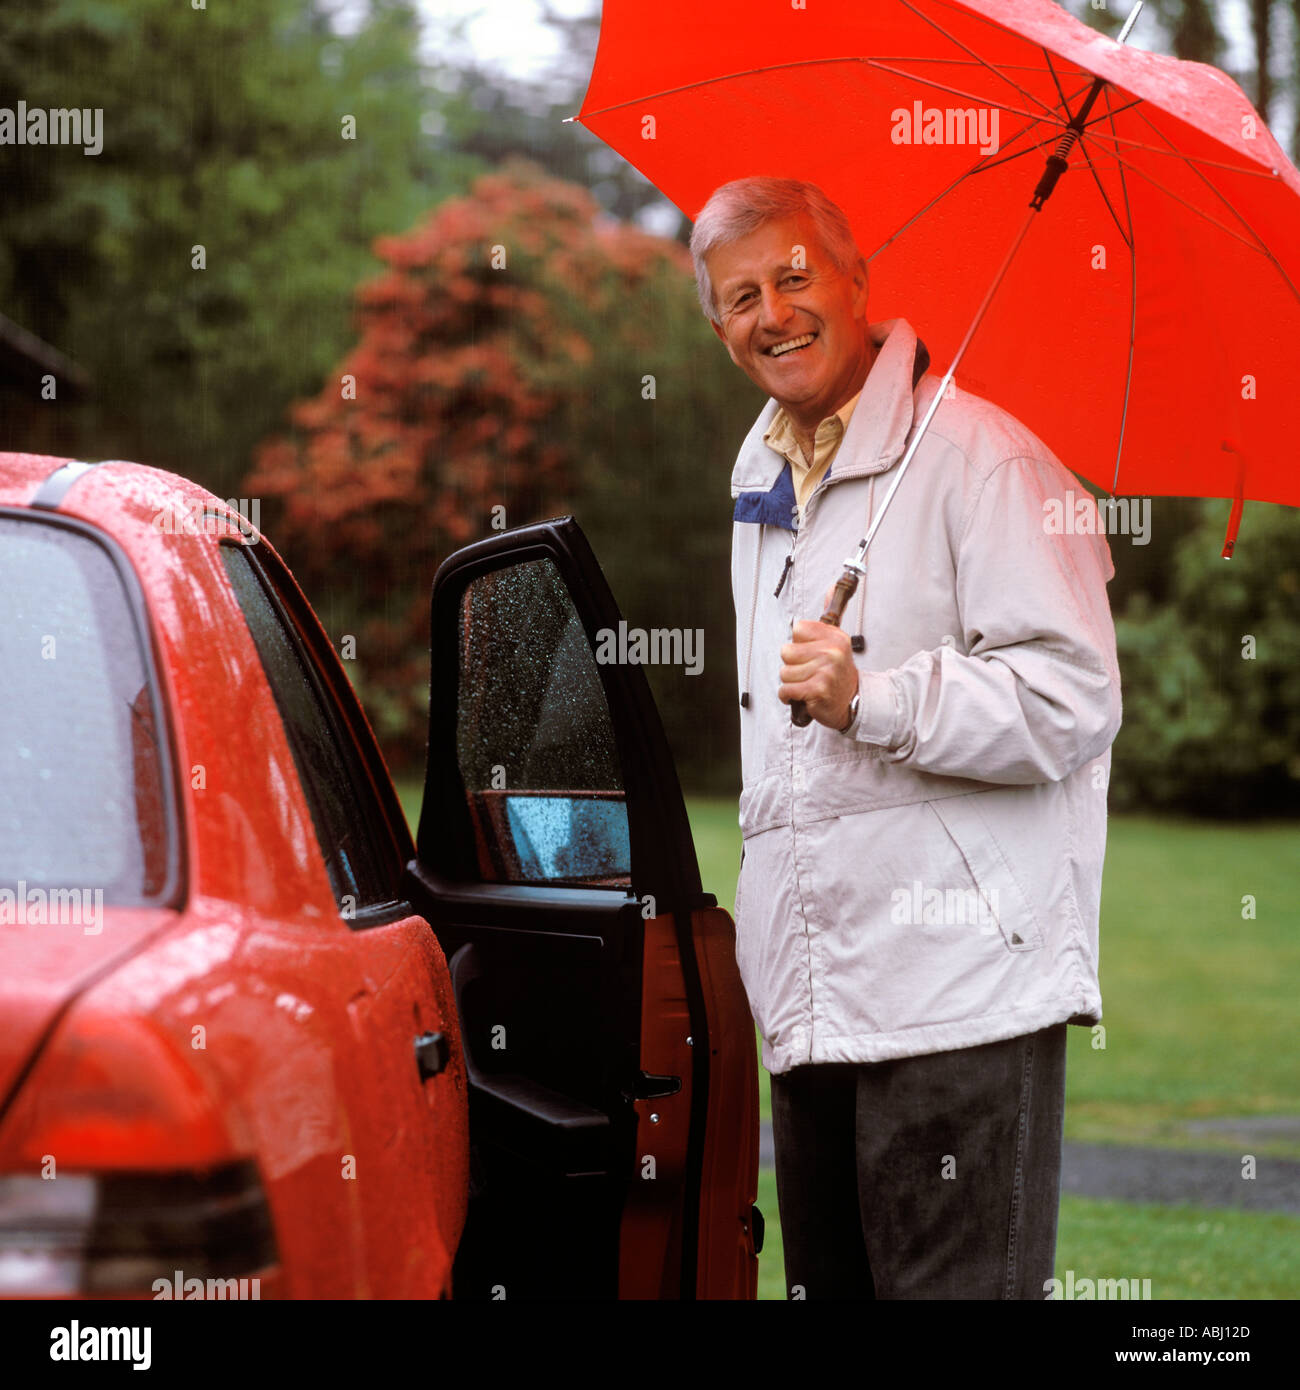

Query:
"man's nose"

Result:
[[757, 282, 794, 331]]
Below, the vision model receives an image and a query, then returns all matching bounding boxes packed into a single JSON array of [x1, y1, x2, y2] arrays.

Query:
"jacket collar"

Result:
[[730, 317, 931, 499]]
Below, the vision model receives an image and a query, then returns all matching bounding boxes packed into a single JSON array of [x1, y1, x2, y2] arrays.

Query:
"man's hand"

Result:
[[779, 588, 860, 730]]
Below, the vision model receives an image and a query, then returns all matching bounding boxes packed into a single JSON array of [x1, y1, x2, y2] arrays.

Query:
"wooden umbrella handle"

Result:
[[790, 568, 861, 727]]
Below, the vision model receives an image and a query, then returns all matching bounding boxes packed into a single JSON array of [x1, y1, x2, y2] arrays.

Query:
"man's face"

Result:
[[705, 214, 872, 427]]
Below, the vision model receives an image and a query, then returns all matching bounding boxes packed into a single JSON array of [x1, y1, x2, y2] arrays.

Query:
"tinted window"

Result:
[[456, 558, 630, 886], [221, 544, 397, 917], [0, 516, 170, 902]]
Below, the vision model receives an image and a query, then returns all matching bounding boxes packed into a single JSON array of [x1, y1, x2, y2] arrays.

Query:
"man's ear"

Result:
[[850, 257, 870, 319]]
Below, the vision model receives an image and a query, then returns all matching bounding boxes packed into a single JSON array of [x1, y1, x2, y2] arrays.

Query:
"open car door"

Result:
[[404, 517, 759, 1300]]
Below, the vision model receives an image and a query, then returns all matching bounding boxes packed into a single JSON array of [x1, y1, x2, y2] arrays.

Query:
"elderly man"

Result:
[[690, 176, 1122, 1300]]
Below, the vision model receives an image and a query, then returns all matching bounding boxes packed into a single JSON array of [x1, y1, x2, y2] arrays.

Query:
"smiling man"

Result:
[[690, 177, 1122, 1300]]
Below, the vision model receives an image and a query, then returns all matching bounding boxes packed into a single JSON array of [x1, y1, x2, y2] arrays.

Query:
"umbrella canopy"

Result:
[[574, 0, 1300, 522]]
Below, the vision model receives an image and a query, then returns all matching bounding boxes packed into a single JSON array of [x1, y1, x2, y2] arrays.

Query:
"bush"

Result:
[[1110, 500, 1300, 816]]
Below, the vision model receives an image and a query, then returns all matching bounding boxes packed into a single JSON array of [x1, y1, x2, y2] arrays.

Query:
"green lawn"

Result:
[[398, 782, 1300, 1297], [699, 797, 1300, 1300], [753, 1179, 1300, 1301], [688, 798, 1300, 1156]]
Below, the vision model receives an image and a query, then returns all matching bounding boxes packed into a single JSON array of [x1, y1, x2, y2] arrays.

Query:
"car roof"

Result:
[[0, 453, 259, 548]]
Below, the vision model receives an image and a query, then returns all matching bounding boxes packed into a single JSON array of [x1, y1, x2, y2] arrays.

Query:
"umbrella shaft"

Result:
[[1033, 1, 1144, 210], [849, 206, 1038, 573], [791, 0, 1147, 730]]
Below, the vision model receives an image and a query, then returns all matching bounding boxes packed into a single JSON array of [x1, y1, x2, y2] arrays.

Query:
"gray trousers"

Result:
[[770, 1023, 1068, 1299]]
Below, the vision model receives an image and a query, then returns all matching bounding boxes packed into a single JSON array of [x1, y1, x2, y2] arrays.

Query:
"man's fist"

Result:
[[779, 589, 859, 730]]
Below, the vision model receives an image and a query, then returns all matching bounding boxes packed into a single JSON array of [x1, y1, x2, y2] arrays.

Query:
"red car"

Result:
[[0, 453, 760, 1300]]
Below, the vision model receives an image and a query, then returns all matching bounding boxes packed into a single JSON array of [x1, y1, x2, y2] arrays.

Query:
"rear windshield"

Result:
[[0, 515, 171, 904]]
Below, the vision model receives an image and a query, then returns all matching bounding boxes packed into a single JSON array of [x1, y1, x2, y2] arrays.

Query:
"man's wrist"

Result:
[[837, 681, 861, 734]]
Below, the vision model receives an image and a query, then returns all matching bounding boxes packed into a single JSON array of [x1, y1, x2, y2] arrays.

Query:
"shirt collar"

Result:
[[763, 387, 863, 464]]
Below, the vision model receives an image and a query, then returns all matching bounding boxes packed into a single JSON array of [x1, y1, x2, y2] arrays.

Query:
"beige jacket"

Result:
[[730, 317, 1122, 1074]]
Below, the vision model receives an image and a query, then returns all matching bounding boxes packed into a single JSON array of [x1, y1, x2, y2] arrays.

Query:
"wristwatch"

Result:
[[838, 688, 861, 734]]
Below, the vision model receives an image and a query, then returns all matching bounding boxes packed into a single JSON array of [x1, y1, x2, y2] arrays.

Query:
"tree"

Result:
[[0, 0, 457, 497], [246, 160, 757, 781]]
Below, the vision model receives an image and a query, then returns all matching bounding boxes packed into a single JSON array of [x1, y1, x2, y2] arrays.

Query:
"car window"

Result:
[[455, 557, 630, 886], [220, 543, 399, 920], [0, 516, 170, 903]]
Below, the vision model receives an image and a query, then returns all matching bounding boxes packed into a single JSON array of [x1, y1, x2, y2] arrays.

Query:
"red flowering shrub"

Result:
[[247, 159, 701, 772]]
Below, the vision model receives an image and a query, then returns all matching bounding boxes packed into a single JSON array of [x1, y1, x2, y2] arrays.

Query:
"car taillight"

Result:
[[0, 1007, 277, 1295], [0, 1160, 278, 1295], [0, 1009, 236, 1171]]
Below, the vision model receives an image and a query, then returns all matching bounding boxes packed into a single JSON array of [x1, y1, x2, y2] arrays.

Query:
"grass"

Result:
[[686, 797, 1300, 1154], [753, 1182, 1300, 1300], [397, 781, 1300, 1297], [703, 797, 1300, 1300]]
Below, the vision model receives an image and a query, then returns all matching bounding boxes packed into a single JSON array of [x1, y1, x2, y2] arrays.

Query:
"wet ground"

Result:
[[758, 1119, 1300, 1213]]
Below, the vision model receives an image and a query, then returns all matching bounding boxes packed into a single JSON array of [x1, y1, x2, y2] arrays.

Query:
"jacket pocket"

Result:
[[925, 792, 1044, 952], [738, 775, 790, 838]]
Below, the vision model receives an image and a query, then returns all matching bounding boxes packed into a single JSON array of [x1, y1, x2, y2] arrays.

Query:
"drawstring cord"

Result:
[[740, 363, 930, 706], [741, 469, 873, 706]]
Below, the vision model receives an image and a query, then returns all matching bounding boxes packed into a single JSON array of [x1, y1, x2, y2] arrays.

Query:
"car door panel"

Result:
[[407, 517, 758, 1300], [214, 536, 469, 1296]]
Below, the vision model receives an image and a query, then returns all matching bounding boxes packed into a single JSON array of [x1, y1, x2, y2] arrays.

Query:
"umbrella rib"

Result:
[[867, 70, 1101, 257], [864, 104, 1082, 260], [573, 55, 1048, 124], [1083, 95, 1145, 126], [1081, 141, 1273, 256], [1098, 86, 1139, 499], [847, 57, 1094, 76], [575, 55, 1099, 132], [1040, 46, 1072, 116], [966, 129, 1071, 176], [1079, 128, 1282, 180], [1077, 144, 1134, 252], [852, 59, 1053, 125], [1127, 105, 1300, 306], [893, 0, 1060, 120]]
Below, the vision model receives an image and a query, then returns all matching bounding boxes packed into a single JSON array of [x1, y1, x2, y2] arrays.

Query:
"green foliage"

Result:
[[1110, 501, 1300, 815], [246, 159, 758, 780], [0, 0, 468, 495]]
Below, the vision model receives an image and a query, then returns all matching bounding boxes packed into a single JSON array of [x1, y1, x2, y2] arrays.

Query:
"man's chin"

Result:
[[762, 375, 823, 409]]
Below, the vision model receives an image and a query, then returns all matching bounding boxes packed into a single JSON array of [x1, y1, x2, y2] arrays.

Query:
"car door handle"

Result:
[[414, 1031, 450, 1081]]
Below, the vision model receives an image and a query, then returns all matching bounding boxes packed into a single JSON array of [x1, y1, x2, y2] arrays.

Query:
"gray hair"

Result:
[[689, 177, 863, 324]]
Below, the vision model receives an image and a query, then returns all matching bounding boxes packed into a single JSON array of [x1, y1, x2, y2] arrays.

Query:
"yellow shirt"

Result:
[[763, 389, 862, 523]]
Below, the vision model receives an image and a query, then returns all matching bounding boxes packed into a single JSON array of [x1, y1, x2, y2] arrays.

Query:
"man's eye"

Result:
[[783, 275, 807, 288]]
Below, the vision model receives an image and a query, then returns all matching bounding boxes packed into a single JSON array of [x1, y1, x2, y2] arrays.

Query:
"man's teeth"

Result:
[[769, 334, 815, 357]]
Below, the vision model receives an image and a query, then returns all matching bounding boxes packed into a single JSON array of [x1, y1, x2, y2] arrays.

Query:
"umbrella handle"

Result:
[[791, 568, 862, 728]]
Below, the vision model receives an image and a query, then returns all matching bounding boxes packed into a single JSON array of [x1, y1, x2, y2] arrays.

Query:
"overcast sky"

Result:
[[412, 0, 1291, 147], [421, 0, 592, 83], [418, 0, 1261, 74]]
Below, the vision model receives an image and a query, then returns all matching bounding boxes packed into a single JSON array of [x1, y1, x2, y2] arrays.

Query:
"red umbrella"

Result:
[[572, 0, 1300, 559]]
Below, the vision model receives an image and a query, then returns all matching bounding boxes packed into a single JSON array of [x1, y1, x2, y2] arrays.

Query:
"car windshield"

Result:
[[0, 515, 171, 905]]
